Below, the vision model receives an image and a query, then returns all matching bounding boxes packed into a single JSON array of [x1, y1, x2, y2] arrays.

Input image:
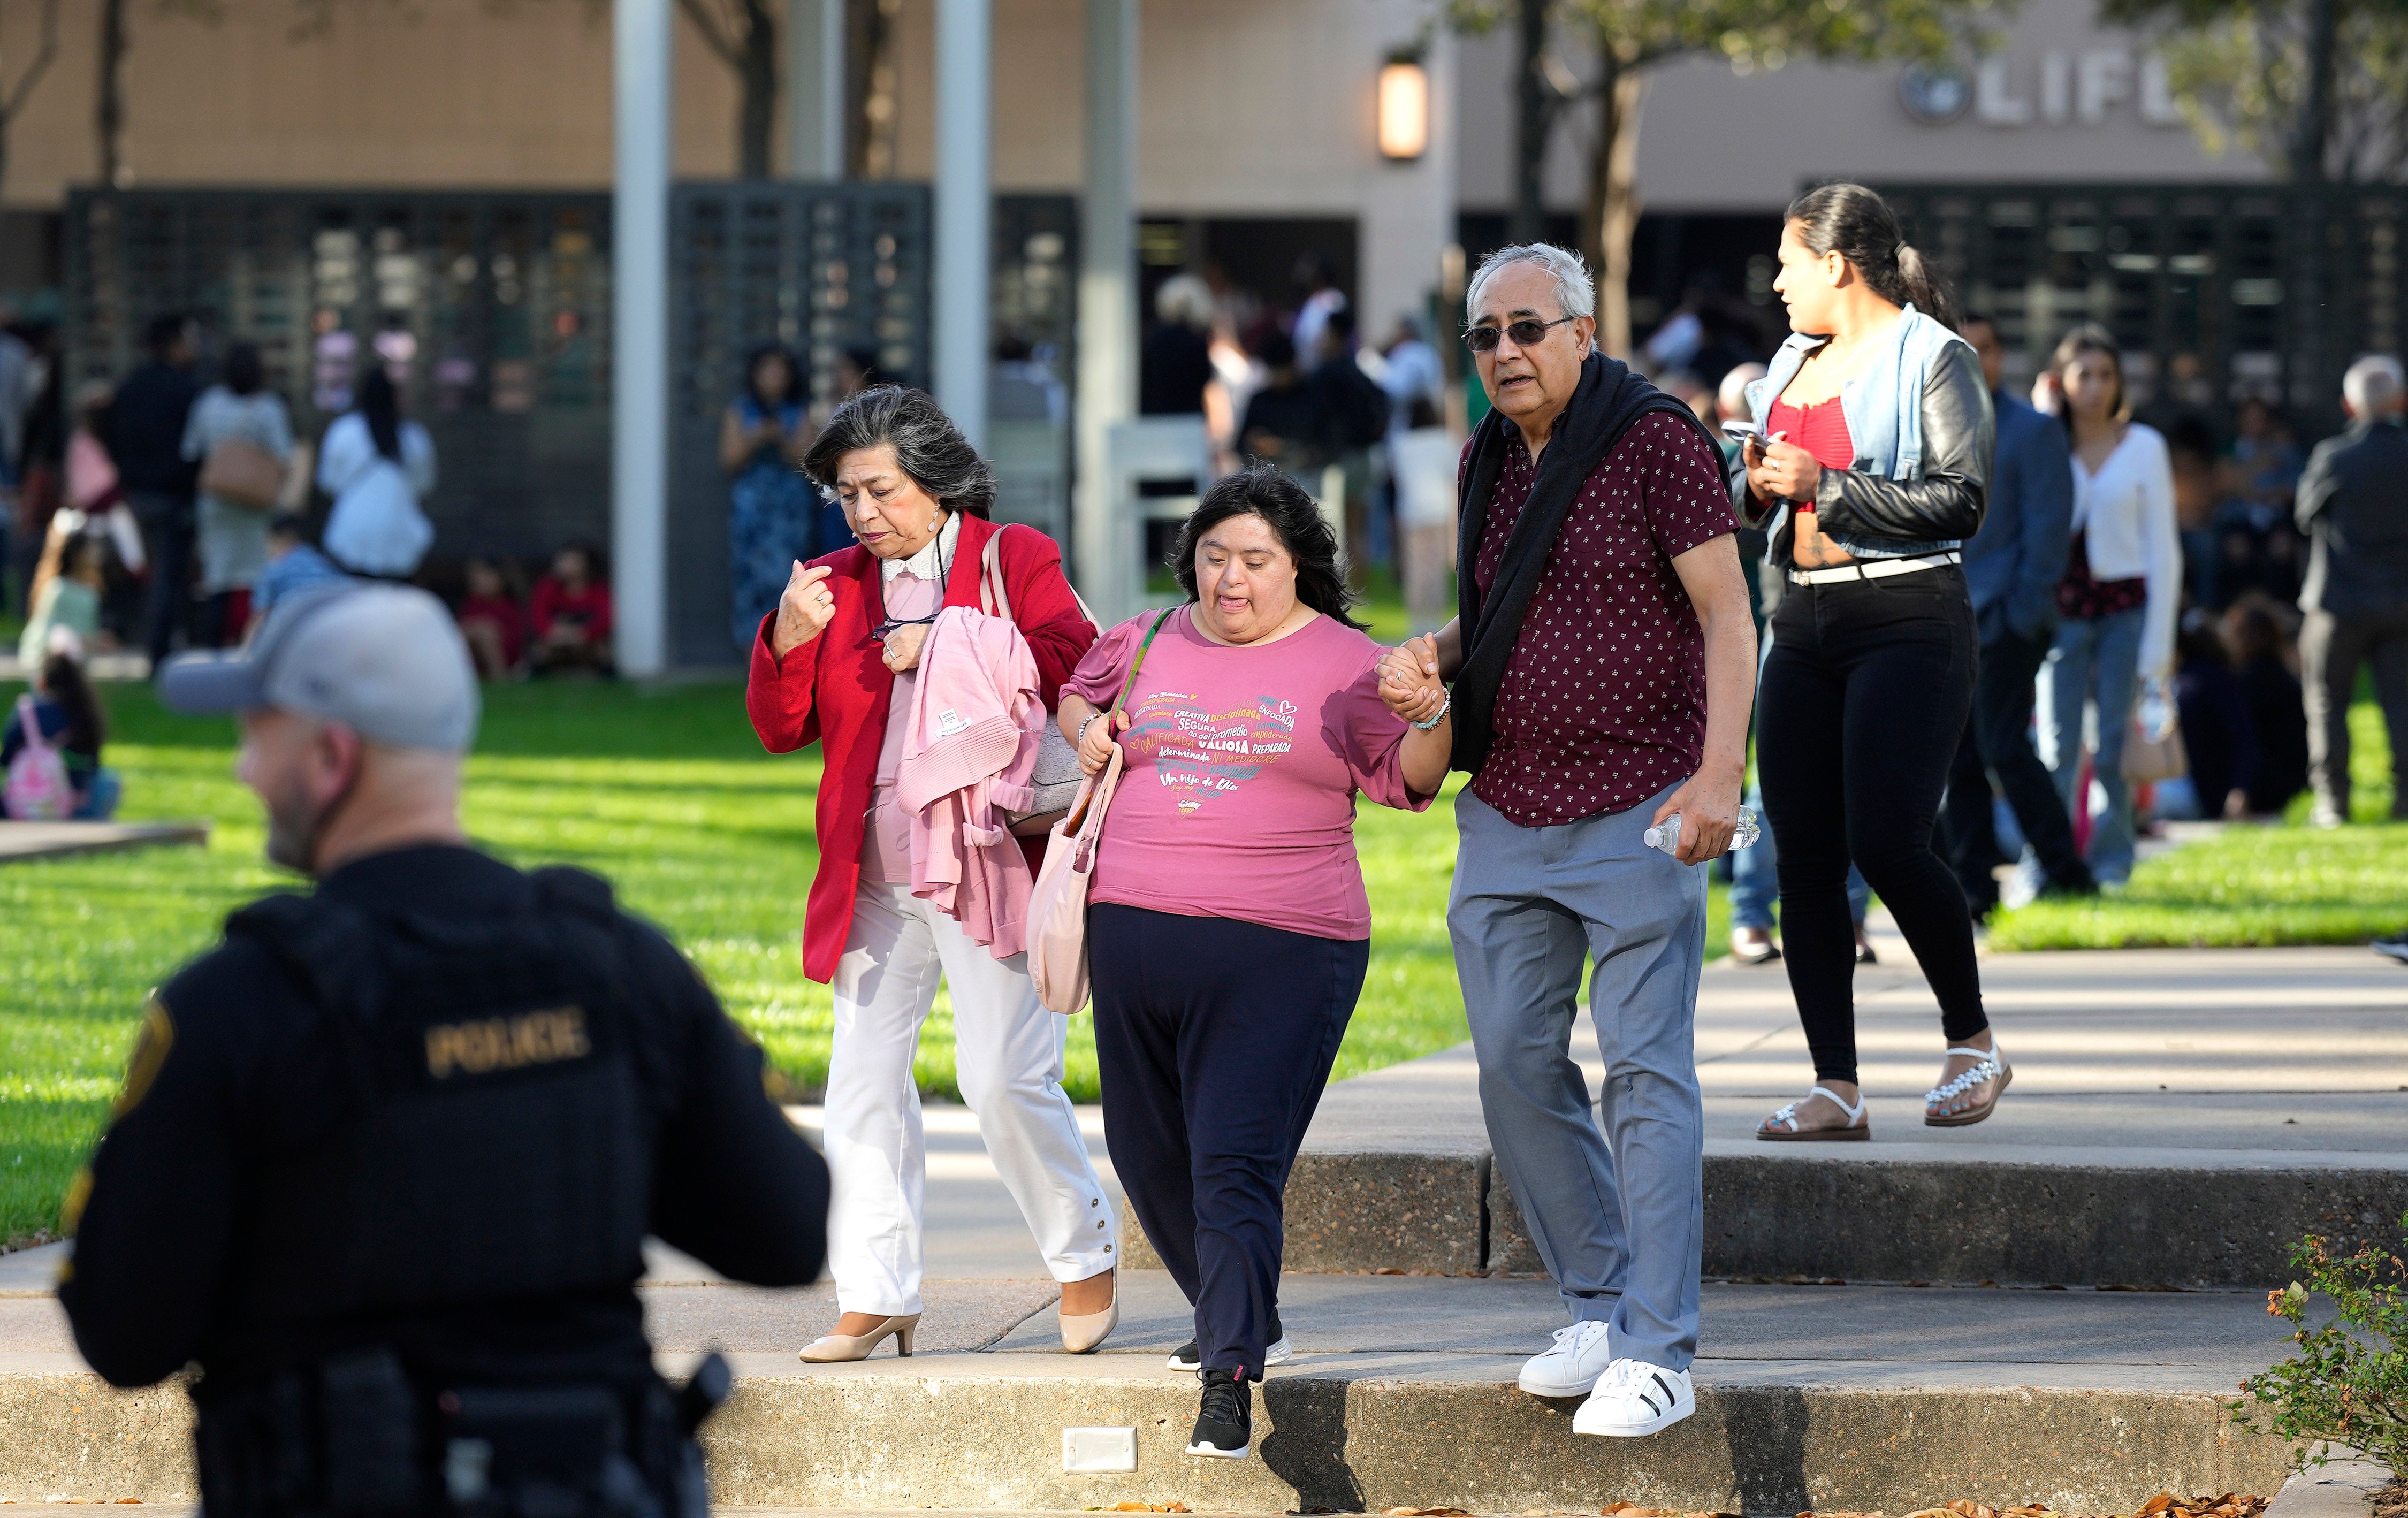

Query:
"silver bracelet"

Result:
[[1410, 693, 1452, 731], [1076, 712, 1103, 742]]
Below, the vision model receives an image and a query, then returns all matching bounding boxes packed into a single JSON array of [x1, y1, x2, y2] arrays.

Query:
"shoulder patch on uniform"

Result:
[[112, 998, 176, 1121], [59, 1168, 92, 1239]]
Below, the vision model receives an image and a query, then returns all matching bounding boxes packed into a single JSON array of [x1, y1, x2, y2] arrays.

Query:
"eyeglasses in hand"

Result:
[[870, 609, 940, 642], [1462, 315, 1579, 354]]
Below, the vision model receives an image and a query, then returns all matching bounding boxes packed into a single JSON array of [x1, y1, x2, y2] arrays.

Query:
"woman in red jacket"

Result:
[[746, 385, 1118, 1361]]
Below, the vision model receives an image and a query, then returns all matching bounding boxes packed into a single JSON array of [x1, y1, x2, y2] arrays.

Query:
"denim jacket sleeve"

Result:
[[1810, 341, 1992, 543]]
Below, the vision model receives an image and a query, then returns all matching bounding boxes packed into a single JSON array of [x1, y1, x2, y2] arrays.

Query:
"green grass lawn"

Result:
[[1991, 698, 2404, 950], [0, 673, 1731, 1248]]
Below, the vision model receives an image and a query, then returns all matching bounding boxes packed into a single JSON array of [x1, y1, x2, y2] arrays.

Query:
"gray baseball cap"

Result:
[[158, 584, 481, 751]]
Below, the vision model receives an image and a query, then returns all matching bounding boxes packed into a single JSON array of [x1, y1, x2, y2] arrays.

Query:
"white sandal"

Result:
[[1757, 1085, 1870, 1142], [1925, 1043, 2010, 1127]]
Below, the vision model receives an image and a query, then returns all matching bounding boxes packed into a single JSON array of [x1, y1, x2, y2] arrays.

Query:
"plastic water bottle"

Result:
[[1644, 806, 1761, 855], [2136, 680, 2176, 743]]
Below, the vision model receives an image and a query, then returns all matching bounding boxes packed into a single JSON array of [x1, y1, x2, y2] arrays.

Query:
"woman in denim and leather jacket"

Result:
[[1735, 183, 2009, 1142]]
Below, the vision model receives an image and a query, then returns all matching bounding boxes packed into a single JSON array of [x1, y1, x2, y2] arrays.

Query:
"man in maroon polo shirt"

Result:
[[1378, 244, 1756, 1440]]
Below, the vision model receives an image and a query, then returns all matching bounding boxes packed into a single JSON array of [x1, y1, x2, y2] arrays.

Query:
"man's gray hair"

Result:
[[1466, 242, 1596, 324], [2342, 354, 2405, 415]]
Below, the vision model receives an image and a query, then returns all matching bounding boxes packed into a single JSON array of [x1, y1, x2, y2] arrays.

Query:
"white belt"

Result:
[[1789, 551, 1960, 586]]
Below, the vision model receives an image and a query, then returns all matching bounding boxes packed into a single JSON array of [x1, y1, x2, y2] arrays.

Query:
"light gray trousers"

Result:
[[1449, 786, 1707, 1372]]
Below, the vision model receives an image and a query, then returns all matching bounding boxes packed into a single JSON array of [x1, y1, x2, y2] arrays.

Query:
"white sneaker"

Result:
[[1517, 1319, 1614, 1398], [1572, 1358, 1695, 1437]]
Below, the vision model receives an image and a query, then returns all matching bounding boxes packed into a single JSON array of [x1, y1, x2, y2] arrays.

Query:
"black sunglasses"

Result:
[[1463, 315, 1579, 354]]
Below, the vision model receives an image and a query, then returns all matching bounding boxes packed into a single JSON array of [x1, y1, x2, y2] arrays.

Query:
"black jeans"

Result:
[[1088, 903, 1366, 1380], [1757, 566, 1987, 1085], [2300, 605, 2408, 821], [1942, 626, 2092, 911], [128, 489, 194, 668]]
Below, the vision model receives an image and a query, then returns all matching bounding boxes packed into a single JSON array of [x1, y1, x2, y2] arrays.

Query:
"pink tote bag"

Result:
[[1026, 607, 1174, 1015]]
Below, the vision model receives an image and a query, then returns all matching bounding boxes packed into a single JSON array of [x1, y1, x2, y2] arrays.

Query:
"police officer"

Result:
[[59, 584, 830, 1518]]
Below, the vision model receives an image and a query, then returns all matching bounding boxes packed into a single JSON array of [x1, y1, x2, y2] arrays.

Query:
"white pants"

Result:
[[824, 882, 1118, 1315]]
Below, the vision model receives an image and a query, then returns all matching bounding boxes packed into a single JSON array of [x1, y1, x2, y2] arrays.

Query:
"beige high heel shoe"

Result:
[[1060, 1272, 1118, 1354], [798, 1313, 919, 1362]]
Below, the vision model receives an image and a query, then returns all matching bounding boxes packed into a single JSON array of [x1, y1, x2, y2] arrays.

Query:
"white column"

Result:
[[1075, 0, 1136, 615], [933, 0, 992, 447], [613, 0, 672, 677], [785, 0, 845, 178]]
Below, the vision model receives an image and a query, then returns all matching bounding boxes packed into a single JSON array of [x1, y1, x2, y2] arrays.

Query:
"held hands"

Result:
[[1653, 765, 1744, 865], [1743, 431, 1823, 506], [1077, 709, 1130, 776], [772, 562, 836, 656], [1378, 634, 1447, 726], [880, 623, 929, 674]]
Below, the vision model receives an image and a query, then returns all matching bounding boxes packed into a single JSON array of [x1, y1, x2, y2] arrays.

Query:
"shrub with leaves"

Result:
[[2235, 1211, 2408, 1477]]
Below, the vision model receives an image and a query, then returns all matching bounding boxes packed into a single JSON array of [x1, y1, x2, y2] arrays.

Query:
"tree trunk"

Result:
[[97, 0, 127, 188], [2291, 0, 2338, 182], [737, 0, 778, 180], [1581, 59, 1646, 360], [1510, 0, 1549, 243]]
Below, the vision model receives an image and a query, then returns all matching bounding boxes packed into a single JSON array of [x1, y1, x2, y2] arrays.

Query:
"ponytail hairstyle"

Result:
[[357, 367, 403, 463], [2049, 322, 2130, 426], [38, 652, 105, 757], [1784, 182, 1957, 331]]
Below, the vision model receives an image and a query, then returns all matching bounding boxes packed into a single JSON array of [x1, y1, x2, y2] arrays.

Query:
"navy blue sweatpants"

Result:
[[1088, 904, 1368, 1379]]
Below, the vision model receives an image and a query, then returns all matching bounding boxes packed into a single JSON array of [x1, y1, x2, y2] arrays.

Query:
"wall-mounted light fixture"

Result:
[[1378, 49, 1429, 162]]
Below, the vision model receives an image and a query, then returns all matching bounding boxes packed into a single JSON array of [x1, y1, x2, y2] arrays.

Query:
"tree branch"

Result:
[[2, 0, 60, 123], [676, 0, 740, 68]]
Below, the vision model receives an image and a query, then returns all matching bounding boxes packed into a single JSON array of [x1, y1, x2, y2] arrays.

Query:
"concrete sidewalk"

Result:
[[0, 1265, 2302, 1513], [705, 928, 2406, 1289], [3, 935, 2389, 1512], [1217, 925, 2408, 1284]]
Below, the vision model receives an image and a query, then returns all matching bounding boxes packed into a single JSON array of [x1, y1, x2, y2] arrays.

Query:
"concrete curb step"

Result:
[[0, 1360, 2295, 1516], [1125, 1149, 2408, 1288]]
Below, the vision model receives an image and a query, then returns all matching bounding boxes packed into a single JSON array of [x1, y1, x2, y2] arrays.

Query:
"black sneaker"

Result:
[[1185, 1368, 1252, 1459], [1167, 1308, 1287, 1372], [2373, 930, 2408, 966]]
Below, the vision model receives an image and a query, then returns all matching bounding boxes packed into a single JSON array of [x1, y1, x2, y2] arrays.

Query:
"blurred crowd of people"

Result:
[[0, 307, 635, 735], [1662, 312, 2402, 935], [1130, 241, 2403, 938], [1139, 257, 1457, 630]]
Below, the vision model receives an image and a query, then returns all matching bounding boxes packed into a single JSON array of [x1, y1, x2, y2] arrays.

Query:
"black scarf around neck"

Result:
[[1450, 350, 1721, 775]]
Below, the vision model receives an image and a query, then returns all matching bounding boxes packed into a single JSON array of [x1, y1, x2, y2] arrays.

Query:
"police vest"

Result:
[[222, 866, 653, 1327]]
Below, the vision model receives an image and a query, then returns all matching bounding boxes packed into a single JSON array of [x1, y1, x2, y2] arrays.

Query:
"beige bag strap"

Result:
[[1059, 604, 1175, 860], [980, 522, 1100, 632]]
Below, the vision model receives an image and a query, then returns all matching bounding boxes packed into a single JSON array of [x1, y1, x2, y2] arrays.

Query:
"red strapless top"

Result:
[[1764, 395, 1854, 512]]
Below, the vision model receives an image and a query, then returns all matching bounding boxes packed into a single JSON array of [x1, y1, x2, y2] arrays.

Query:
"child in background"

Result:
[[19, 529, 109, 667], [457, 556, 528, 680], [3, 651, 119, 819], [249, 513, 352, 623], [530, 542, 614, 675]]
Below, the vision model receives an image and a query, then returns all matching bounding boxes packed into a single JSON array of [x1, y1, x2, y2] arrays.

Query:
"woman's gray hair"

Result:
[[801, 384, 996, 517], [1465, 242, 1596, 324]]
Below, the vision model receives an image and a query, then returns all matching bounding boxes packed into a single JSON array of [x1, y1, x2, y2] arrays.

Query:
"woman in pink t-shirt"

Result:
[[1056, 467, 1449, 1460]]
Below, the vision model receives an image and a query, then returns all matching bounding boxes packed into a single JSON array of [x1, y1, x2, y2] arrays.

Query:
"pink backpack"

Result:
[[4, 695, 75, 821]]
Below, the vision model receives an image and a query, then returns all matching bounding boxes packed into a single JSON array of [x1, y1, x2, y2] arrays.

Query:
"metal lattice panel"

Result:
[[65, 187, 615, 568], [666, 180, 933, 667], [1877, 183, 2405, 438], [65, 182, 942, 670]]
